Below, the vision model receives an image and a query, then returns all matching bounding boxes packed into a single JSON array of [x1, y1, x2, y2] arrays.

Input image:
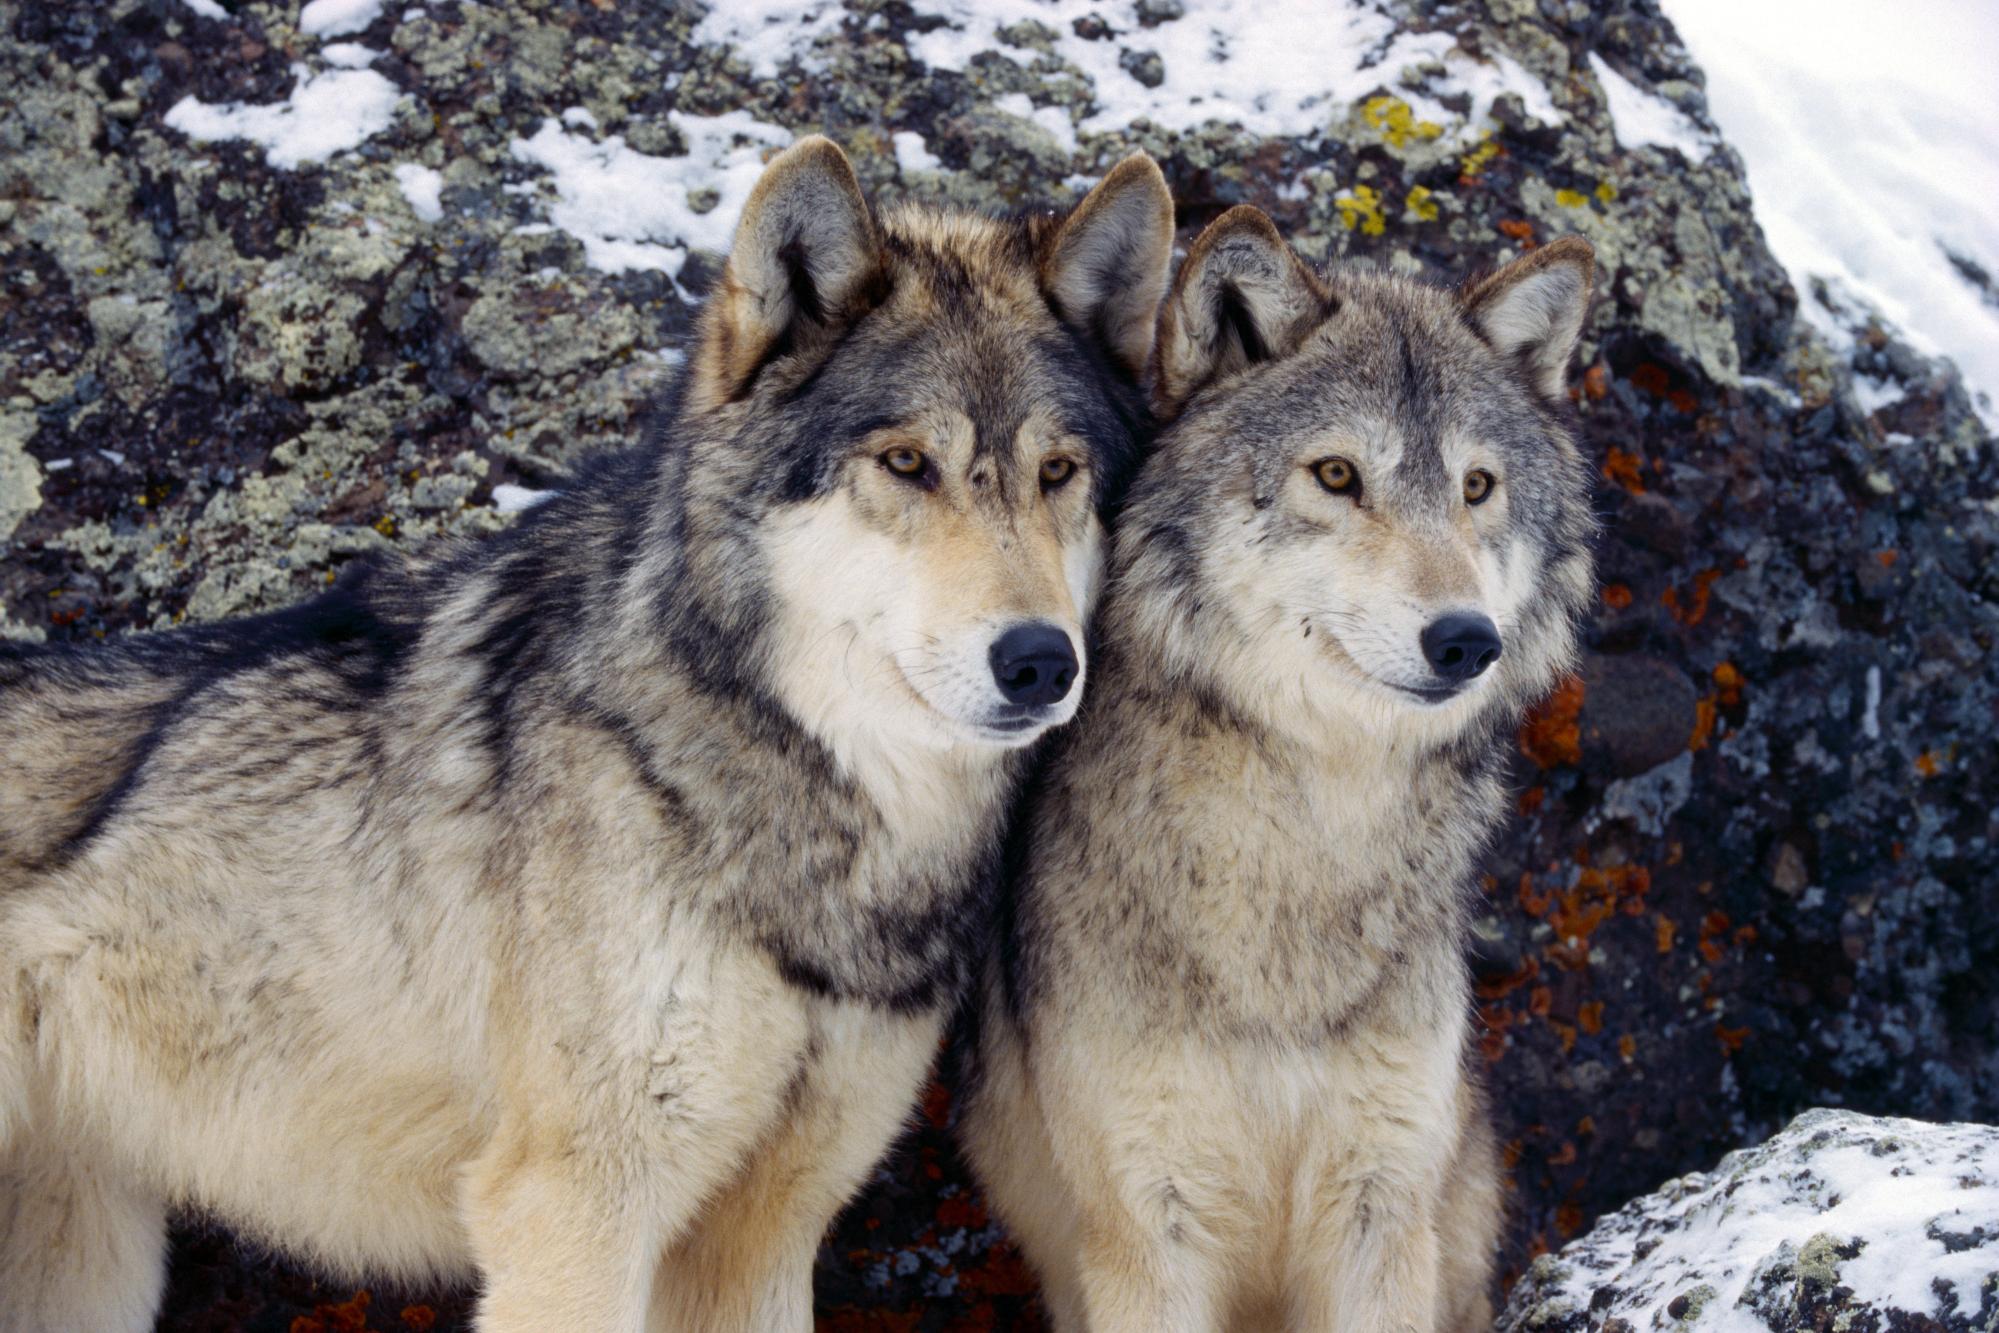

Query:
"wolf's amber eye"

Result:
[[1464, 469, 1495, 505], [881, 446, 928, 479], [1040, 457, 1077, 490], [1313, 457, 1360, 497]]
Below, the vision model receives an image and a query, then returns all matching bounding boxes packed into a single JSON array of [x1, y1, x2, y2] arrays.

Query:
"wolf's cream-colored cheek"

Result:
[[1064, 520, 1105, 625], [1477, 533, 1539, 631]]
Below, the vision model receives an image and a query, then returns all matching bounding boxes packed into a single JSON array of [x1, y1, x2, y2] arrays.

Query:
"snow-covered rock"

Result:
[[1499, 1109, 1999, 1332]]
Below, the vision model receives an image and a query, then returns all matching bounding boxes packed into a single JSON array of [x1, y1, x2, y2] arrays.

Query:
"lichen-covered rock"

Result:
[[1498, 1108, 1999, 1332], [1, 0, 1993, 1328]]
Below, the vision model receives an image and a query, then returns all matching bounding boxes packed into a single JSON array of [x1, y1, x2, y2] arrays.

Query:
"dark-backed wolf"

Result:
[[961, 209, 1597, 1331], [0, 138, 1175, 1331]]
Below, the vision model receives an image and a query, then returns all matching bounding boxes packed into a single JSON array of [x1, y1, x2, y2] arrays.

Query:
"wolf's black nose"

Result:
[[1421, 613, 1502, 682], [990, 623, 1078, 707]]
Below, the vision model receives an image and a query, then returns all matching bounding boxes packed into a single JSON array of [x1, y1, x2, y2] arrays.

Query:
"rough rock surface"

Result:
[[1498, 1108, 1999, 1332], [0, 0, 1993, 1329]]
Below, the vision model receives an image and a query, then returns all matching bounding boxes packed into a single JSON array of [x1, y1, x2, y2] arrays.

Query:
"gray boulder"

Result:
[[1500, 1108, 1999, 1331]]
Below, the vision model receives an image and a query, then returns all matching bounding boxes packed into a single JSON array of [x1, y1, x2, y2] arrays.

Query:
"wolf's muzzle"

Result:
[[989, 622, 1078, 708]]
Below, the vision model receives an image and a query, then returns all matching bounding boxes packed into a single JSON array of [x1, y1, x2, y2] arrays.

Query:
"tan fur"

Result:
[[0, 140, 1175, 1331], [963, 215, 1597, 1332]]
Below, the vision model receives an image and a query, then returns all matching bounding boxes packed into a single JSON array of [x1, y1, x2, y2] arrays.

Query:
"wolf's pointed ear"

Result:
[[690, 136, 885, 412], [1155, 205, 1330, 416], [1040, 154, 1176, 381], [1461, 236, 1595, 400]]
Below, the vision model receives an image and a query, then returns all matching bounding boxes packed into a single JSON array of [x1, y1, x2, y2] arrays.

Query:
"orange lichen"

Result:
[[1629, 362, 1671, 396], [1688, 695, 1718, 752], [1713, 660, 1744, 705], [1519, 675, 1585, 767], [1697, 910, 1733, 964], [1543, 860, 1651, 968], [921, 1081, 952, 1130], [1915, 750, 1943, 777], [1876, 549, 1899, 566], [291, 1292, 370, 1333], [399, 1308, 437, 1332], [1716, 1023, 1750, 1056], [1578, 1000, 1605, 1035], [1662, 569, 1721, 626], [1601, 446, 1646, 494], [1582, 364, 1610, 400], [1518, 785, 1546, 815], [1617, 1033, 1638, 1062], [1602, 582, 1634, 609], [1548, 1141, 1578, 1167], [1655, 913, 1678, 954], [937, 1193, 988, 1230], [1476, 952, 1540, 1002], [1556, 1203, 1586, 1237], [1497, 218, 1537, 246]]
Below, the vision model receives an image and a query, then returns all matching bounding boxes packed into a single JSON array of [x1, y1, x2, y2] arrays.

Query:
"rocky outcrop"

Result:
[[2, 1, 1993, 1328], [1499, 1108, 1999, 1332]]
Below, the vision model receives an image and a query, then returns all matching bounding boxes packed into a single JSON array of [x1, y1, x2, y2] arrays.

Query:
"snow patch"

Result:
[[1503, 1109, 1999, 1332], [394, 162, 444, 223], [992, 93, 1080, 155], [692, 0, 1556, 144], [492, 484, 557, 514], [298, 0, 384, 37], [164, 66, 402, 169], [1663, 0, 1999, 428], [1852, 373, 1905, 416], [509, 112, 793, 274], [320, 42, 378, 68], [1588, 53, 1713, 159], [892, 130, 942, 175], [691, 0, 848, 79]]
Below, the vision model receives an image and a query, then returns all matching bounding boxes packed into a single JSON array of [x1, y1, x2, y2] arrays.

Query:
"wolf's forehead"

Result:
[[880, 208, 1043, 310]]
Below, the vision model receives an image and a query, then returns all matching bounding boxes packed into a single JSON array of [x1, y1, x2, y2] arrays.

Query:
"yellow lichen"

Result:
[[1554, 187, 1589, 208], [1460, 133, 1501, 177], [1405, 184, 1439, 221], [1595, 180, 1619, 203], [1362, 95, 1444, 150], [1335, 184, 1387, 235]]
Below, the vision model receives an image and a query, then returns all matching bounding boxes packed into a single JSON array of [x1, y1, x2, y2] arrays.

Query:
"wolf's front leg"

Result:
[[462, 1136, 663, 1331], [646, 1004, 942, 1333], [1073, 1212, 1222, 1333], [464, 973, 811, 1332], [1288, 1168, 1444, 1333]]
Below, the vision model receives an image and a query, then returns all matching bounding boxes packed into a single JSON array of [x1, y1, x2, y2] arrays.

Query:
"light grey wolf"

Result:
[[0, 137, 1174, 1332], [961, 209, 1597, 1332]]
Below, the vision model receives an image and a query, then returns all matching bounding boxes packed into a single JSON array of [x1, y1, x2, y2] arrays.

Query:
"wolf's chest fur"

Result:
[[1019, 681, 1499, 1046]]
